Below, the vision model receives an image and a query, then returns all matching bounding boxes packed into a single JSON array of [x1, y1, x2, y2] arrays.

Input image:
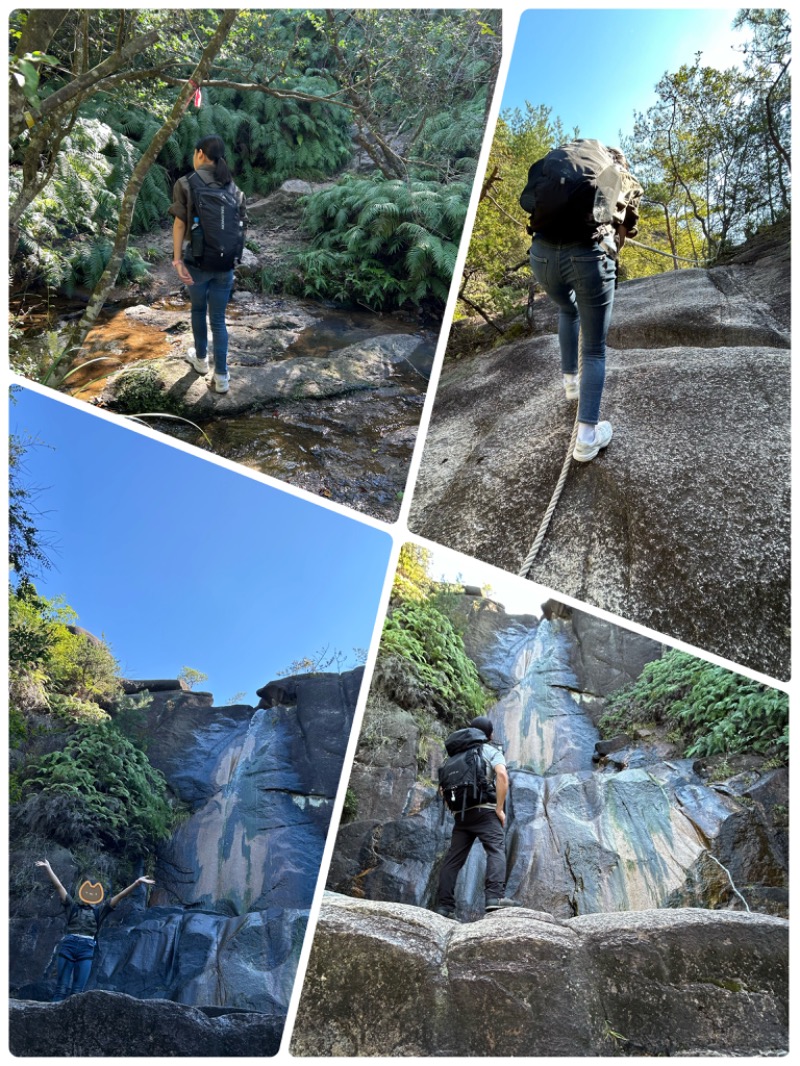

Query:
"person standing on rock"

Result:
[[434, 716, 521, 918], [170, 135, 247, 395], [35, 859, 155, 1001], [520, 140, 642, 461]]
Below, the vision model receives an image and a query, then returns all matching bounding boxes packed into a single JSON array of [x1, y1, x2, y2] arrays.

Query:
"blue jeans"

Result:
[[186, 266, 234, 376], [529, 237, 617, 425], [53, 934, 95, 1001]]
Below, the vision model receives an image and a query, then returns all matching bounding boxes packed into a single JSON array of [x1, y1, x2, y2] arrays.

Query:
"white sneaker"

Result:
[[564, 376, 579, 400], [185, 348, 209, 374], [211, 372, 230, 394], [573, 421, 613, 462]]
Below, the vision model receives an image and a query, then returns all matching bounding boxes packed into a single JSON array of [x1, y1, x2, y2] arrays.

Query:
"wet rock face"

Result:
[[144, 672, 361, 915], [10, 991, 281, 1057], [331, 604, 787, 922], [11, 670, 362, 1017], [292, 896, 788, 1057], [409, 251, 790, 680]]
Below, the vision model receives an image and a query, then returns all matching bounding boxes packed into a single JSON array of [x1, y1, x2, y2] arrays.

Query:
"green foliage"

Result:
[[18, 722, 172, 856], [392, 543, 434, 605], [458, 104, 573, 322], [112, 365, 184, 416], [599, 650, 788, 762], [11, 119, 154, 293], [178, 666, 208, 691], [297, 174, 468, 311], [380, 599, 490, 726], [9, 434, 53, 586], [48, 627, 121, 703], [342, 787, 358, 824]]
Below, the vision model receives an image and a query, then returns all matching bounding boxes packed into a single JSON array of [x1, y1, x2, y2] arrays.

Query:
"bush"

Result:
[[297, 174, 468, 311], [380, 599, 490, 725], [19, 722, 172, 857], [599, 650, 788, 761]]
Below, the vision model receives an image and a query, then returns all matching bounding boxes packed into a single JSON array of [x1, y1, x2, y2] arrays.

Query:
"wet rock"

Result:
[[11, 670, 363, 1018], [291, 895, 788, 1056], [594, 734, 631, 756], [10, 990, 281, 1056], [102, 333, 425, 417], [409, 252, 790, 680]]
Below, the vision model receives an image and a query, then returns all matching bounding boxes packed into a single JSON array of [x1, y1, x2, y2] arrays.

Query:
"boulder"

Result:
[[409, 256, 790, 680], [102, 333, 425, 417], [10, 991, 281, 1057], [291, 895, 788, 1056]]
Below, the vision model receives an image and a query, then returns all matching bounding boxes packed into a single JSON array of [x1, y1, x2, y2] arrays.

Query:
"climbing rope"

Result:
[[625, 238, 713, 265], [518, 339, 583, 579], [518, 238, 713, 578]]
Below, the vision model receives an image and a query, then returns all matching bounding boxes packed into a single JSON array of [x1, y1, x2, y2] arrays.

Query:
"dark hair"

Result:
[[470, 716, 493, 738], [195, 135, 232, 185]]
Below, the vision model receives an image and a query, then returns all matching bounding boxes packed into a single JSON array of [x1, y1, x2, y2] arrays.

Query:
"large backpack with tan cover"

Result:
[[519, 139, 625, 238]]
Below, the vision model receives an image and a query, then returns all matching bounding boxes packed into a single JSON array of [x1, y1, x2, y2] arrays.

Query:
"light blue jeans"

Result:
[[186, 266, 234, 376], [529, 237, 617, 425]]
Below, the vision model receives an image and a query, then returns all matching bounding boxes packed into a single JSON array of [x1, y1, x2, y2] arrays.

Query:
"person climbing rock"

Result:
[[35, 859, 155, 1001], [169, 134, 247, 395], [434, 716, 521, 918], [520, 140, 642, 461]]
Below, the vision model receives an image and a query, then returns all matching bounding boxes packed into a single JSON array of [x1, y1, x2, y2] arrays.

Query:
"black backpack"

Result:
[[519, 139, 624, 238], [438, 727, 497, 816], [184, 171, 244, 271]]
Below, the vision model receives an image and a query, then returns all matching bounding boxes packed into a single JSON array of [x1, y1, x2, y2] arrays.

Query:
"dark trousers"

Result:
[[53, 934, 95, 1001], [437, 807, 506, 908]]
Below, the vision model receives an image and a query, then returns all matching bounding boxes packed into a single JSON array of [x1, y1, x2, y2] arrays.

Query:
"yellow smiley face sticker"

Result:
[[78, 880, 104, 904]]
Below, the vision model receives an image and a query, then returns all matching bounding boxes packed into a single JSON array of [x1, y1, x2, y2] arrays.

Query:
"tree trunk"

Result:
[[70, 10, 239, 351], [8, 9, 69, 123]]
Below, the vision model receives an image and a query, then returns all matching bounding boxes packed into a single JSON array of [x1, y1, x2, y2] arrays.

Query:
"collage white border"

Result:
[[2, 2, 795, 1062]]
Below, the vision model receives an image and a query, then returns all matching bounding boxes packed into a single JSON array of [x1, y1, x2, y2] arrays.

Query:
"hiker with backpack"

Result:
[[434, 716, 520, 919], [35, 859, 155, 1001], [170, 135, 247, 395], [520, 140, 643, 461]]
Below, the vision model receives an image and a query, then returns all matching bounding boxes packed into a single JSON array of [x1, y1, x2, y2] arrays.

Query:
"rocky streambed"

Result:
[[11, 180, 438, 522]]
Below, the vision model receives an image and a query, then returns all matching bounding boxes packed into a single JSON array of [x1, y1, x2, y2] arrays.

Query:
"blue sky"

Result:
[[502, 8, 749, 147], [10, 387, 392, 705]]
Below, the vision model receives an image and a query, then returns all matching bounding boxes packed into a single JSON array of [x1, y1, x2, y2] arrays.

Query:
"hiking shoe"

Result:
[[211, 372, 230, 394], [573, 421, 613, 463], [564, 376, 579, 400], [485, 898, 522, 911], [185, 348, 209, 374], [434, 905, 456, 920]]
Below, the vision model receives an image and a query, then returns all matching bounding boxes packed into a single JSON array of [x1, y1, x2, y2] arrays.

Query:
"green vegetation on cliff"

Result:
[[375, 544, 491, 728], [8, 432, 173, 884], [599, 649, 788, 762]]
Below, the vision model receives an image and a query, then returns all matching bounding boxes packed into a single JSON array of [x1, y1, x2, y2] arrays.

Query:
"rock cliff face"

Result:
[[409, 239, 790, 679], [292, 895, 789, 1057], [10, 669, 362, 1053], [329, 601, 787, 922]]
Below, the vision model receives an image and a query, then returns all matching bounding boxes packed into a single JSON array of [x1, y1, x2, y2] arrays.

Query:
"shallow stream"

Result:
[[10, 291, 436, 521]]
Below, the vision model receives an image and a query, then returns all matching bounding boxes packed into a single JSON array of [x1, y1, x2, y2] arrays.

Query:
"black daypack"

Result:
[[185, 171, 243, 270], [439, 727, 497, 816], [519, 139, 625, 238]]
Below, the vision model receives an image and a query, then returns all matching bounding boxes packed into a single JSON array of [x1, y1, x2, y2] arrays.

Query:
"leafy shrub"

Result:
[[380, 599, 489, 725], [18, 722, 172, 857], [11, 119, 153, 292], [113, 365, 184, 416], [297, 174, 468, 310], [599, 650, 788, 761]]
